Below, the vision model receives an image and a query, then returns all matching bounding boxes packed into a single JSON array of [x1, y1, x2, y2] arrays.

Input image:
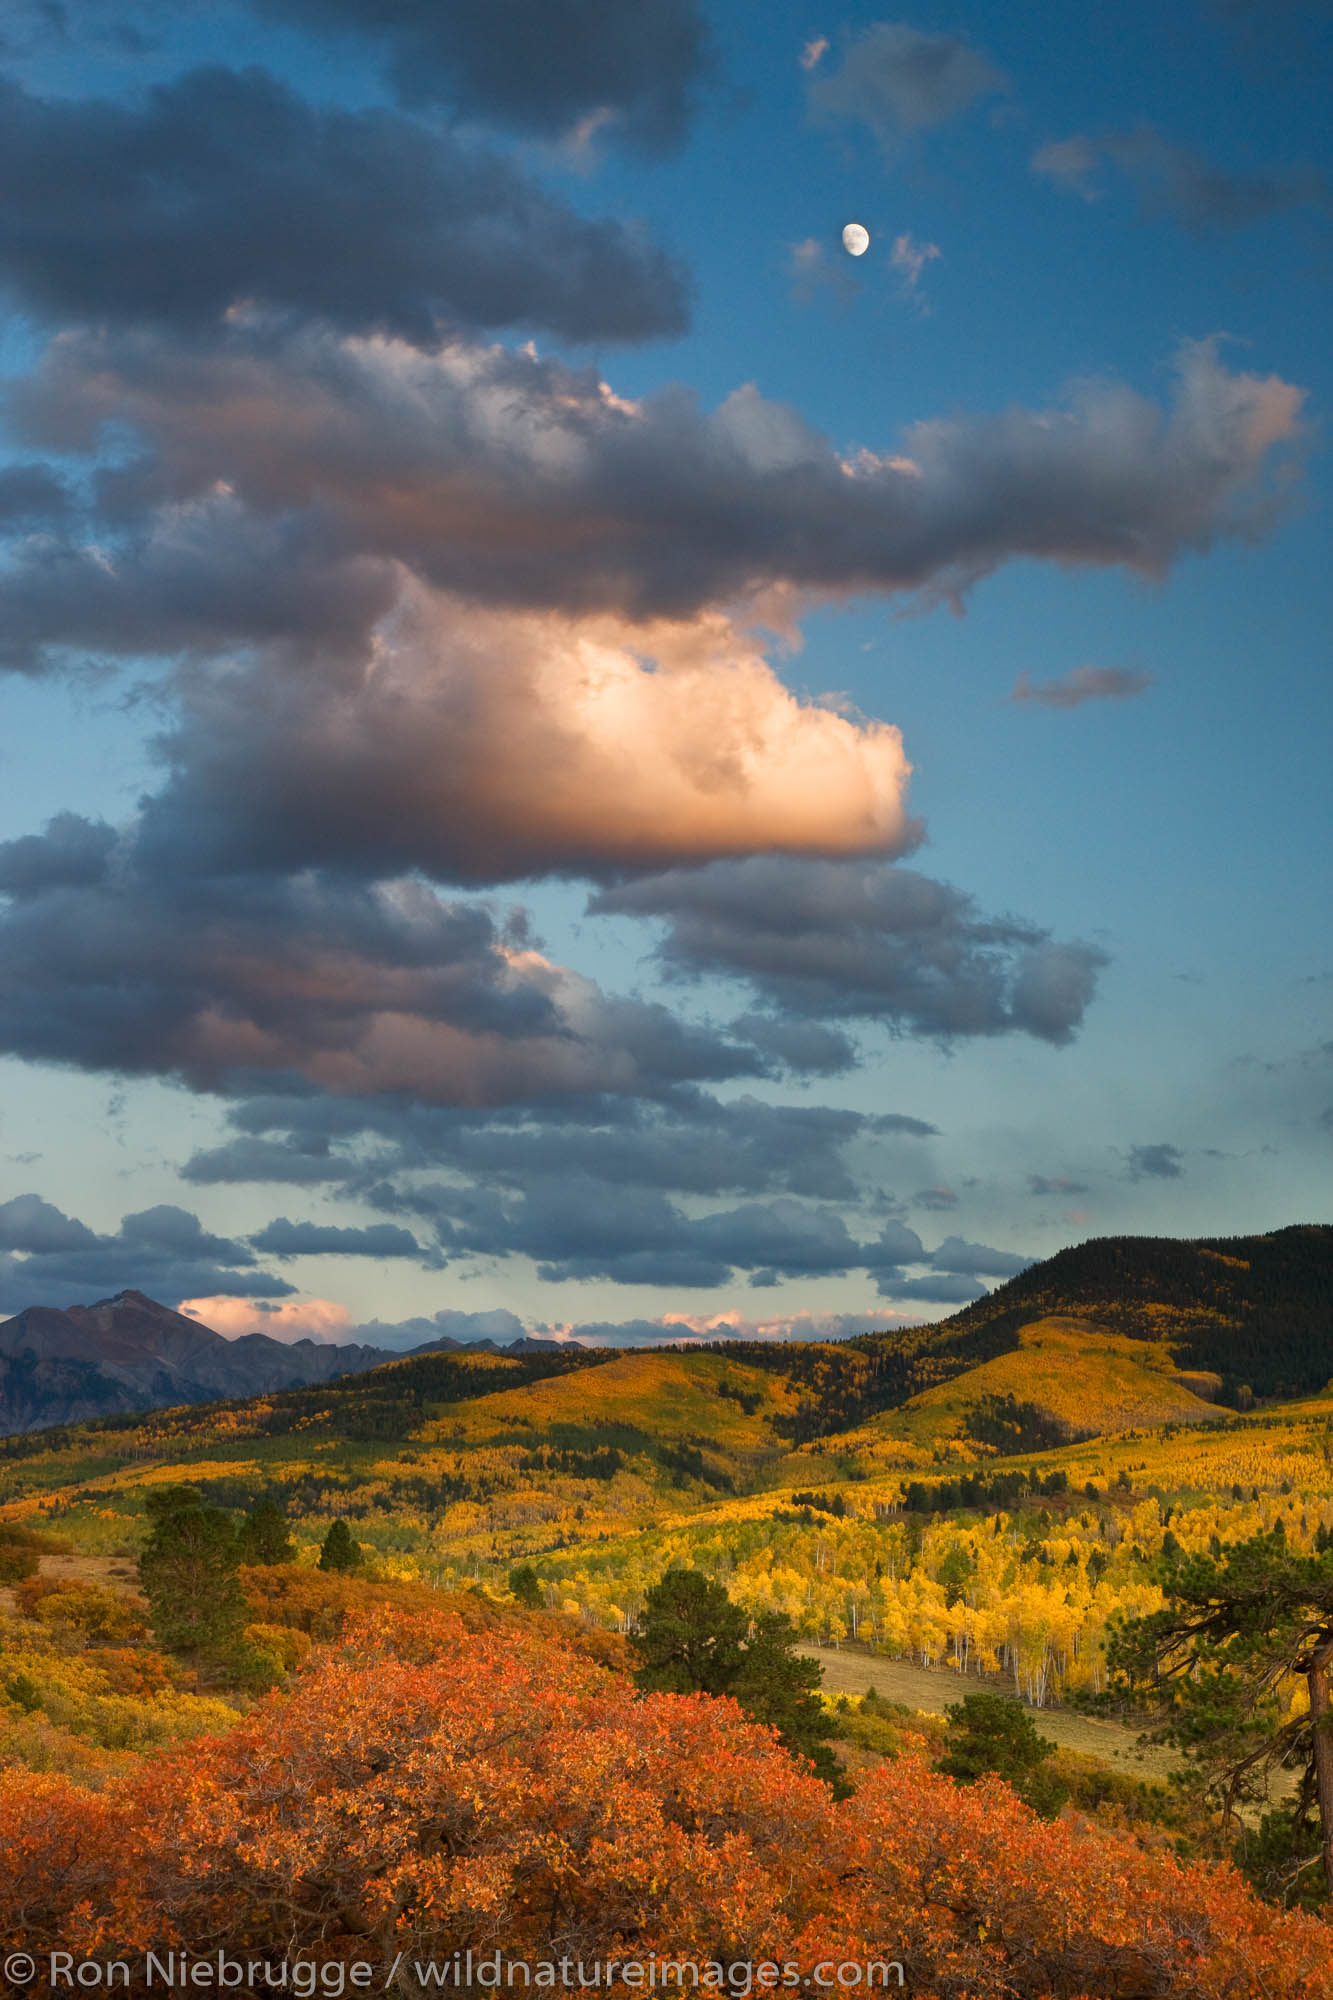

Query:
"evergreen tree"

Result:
[[508, 1563, 543, 1609], [939, 1692, 1066, 1818], [631, 1569, 843, 1788], [318, 1519, 361, 1573], [138, 1485, 247, 1657], [237, 1496, 296, 1566], [631, 1569, 746, 1697], [1108, 1528, 1333, 1899]]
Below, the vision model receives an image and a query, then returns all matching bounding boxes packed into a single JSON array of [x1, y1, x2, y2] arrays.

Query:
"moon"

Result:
[[841, 222, 870, 257]]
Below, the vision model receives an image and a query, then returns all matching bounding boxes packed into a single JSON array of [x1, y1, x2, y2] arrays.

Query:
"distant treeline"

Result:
[[901, 1467, 1071, 1515]]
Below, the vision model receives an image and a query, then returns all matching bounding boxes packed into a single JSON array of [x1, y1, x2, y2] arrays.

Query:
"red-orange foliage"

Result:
[[1, 1605, 1328, 1998]]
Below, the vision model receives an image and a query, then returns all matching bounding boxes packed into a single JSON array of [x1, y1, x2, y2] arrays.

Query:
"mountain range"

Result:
[[0, 1290, 561, 1435], [1, 1223, 1328, 1438]]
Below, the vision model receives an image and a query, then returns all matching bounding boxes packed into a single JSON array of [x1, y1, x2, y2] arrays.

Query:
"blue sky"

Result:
[[0, 0, 1328, 1347]]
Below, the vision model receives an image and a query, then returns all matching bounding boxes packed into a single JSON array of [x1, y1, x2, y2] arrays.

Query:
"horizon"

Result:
[[0, 0, 1329, 1350]]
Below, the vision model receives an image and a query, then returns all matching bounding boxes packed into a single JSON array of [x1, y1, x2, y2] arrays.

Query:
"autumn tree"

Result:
[[237, 1496, 295, 1566], [632, 1568, 842, 1787], [137, 1485, 247, 1659], [1107, 1527, 1333, 1900], [318, 1519, 362, 1573], [4, 1605, 1331, 2000]]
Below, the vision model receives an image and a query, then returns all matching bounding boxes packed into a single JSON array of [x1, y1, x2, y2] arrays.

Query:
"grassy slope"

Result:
[[853, 1316, 1223, 1453]]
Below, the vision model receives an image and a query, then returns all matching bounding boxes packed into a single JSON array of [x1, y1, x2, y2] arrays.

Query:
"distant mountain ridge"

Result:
[[2, 1223, 1328, 1439], [0, 1289, 566, 1435]]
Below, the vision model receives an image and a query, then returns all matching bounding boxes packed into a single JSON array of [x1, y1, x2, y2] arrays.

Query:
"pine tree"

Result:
[[1109, 1528, 1333, 1899], [508, 1563, 543, 1609], [631, 1569, 843, 1788], [138, 1486, 247, 1657], [939, 1691, 1066, 1818], [318, 1520, 361, 1573], [237, 1496, 296, 1566]]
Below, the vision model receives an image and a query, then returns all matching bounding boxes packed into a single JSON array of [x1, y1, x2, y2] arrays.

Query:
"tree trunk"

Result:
[[1307, 1638, 1333, 1900]]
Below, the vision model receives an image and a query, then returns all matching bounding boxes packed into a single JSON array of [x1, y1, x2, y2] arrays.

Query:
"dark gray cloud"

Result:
[[0, 1193, 99, 1254], [185, 1088, 921, 1209], [592, 857, 1107, 1045], [1035, 125, 1328, 233], [4, 329, 1305, 663], [1027, 1173, 1089, 1196], [808, 21, 1005, 146], [0, 1195, 294, 1313], [254, 0, 712, 155], [248, 1217, 429, 1260], [0, 66, 689, 344], [731, 1014, 859, 1076], [0, 816, 761, 1103], [0, 813, 119, 894], [401, 1177, 870, 1288], [1106, 126, 1328, 233], [180, 1135, 362, 1188], [1127, 1143, 1185, 1180], [876, 1272, 986, 1304], [1010, 665, 1153, 709], [927, 1234, 1032, 1277], [0, 463, 69, 527]]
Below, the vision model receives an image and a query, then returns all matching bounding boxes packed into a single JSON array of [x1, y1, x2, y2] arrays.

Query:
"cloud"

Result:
[[0, 824, 765, 1104], [800, 37, 830, 72], [180, 1136, 362, 1187], [1031, 137, 1103, 201], [808, 21, 1006, 147], [344, 1305, 530, 1352], [0, 1193, 99, 1254], [0, 1195, 294, 1314], [1127, 1143, 1185, 1180], [179, 1295, 356, 1344], [195, 1088, 918, 1208], [876, 1272, 986, 1304], [1035, 125, 1328, 233], [0, 68, 690, 346], [0, 463, 69, 528], [928, 1234, 1032, 1276], [786, 235, 861, 309], [560, 1305, 920, 1345], [592, 856, 1108, 1044], [5, 329, 1305, 661], [912, 1186, 958, 1211], [401, 1177, 871, 1289], [253, 0, 713, 155], [247, 1218, 430, 1260], [126, 590, 917, 888], [1010, 665, 1153, 709], [732, 1015, 859, 1076], [890, 233, 942, 309], [1027, 1174, 1089, 1196]]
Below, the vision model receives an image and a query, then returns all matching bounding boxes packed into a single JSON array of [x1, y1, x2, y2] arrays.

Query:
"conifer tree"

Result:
[[138, 1485, 247, 1657], [508, 1563, 543, 1609], [1109, 1528, 1333, 1900], [318, 1520, 362, 1573], [237, 1496, 296, 1566], [632, 1568, 843, 1788]]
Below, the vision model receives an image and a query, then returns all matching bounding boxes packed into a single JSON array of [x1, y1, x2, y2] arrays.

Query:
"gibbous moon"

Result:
[[842, 222, 870, 257]]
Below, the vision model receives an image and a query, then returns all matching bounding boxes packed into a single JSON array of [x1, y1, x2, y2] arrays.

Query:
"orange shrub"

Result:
[[0, 1607, 1327, 1997]]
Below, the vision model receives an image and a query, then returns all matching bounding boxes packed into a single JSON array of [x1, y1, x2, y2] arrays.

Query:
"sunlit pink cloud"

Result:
[[178, 1295, 354, 1343]]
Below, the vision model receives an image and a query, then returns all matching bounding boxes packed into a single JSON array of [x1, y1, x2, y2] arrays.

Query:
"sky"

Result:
[[0, 0, 1328, 1349]]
